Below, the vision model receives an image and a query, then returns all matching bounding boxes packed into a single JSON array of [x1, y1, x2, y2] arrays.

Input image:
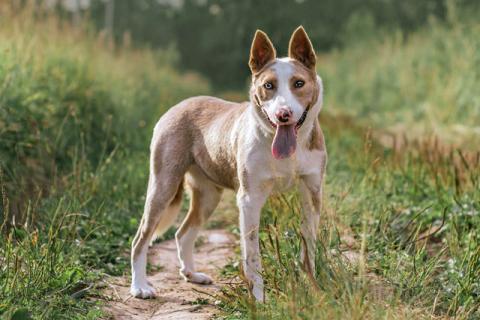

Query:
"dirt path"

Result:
[[101, 229, 236, 319]]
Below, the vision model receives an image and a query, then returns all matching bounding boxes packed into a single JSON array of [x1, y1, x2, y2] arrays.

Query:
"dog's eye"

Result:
[[294, 80, 305, 88], [264, 82, 274, 90]]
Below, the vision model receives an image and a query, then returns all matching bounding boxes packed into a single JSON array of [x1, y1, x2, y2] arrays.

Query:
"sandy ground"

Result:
[[101, 229, 236, 320]]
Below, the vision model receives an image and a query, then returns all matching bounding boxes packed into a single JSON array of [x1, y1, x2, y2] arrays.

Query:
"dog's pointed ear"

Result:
[[249, 30, 276, 74], [288, 26, 316, 70]]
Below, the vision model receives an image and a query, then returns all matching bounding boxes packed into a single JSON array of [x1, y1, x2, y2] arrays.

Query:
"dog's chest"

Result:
[[250, 146, 324, 191]]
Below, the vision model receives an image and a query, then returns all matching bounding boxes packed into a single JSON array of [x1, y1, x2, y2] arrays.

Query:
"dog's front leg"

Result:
[[299, 174, 323, 274], [237, 186, 270, 302]]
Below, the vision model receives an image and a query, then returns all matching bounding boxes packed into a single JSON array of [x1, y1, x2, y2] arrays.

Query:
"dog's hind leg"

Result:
[[149, 182, 183, 246], [130, 170, 184, 299], [176, 166, 222, 284]]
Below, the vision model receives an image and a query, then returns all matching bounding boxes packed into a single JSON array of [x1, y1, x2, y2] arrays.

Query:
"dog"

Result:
[[130, 26, 327, 302]]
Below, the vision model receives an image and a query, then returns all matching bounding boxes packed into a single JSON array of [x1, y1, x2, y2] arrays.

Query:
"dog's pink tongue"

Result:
[[272, 124, 297, 159]]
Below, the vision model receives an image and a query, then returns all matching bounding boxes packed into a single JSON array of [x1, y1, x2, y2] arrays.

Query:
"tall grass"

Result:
[[220, 115, 479, 319], [0, 7, 209, 318], [319, 11, 480, 148], [219, 8, 480, 319]]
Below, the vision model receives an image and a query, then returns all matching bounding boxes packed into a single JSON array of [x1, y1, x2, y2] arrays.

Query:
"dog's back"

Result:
[[150, 96, 248, 190]]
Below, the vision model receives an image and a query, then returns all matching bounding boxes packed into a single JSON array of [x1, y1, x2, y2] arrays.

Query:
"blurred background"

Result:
[[27, 0, 480, 89]]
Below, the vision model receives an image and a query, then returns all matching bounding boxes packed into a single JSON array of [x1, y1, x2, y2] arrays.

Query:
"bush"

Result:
[[0, 12, 209, 318]]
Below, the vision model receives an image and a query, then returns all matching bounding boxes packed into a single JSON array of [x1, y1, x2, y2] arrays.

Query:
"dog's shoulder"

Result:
[[307, 120, 326, 152]]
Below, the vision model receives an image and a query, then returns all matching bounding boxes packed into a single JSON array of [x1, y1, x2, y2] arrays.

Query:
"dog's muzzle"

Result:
[[255, 95, 311, 131]]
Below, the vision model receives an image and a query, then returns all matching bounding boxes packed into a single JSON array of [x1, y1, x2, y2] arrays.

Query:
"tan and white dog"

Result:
[[130, 27, 327, 302]]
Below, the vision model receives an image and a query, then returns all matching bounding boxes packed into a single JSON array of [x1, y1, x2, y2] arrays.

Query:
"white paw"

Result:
[[130, 282, 156, 299], [180, 270, 213, 285]]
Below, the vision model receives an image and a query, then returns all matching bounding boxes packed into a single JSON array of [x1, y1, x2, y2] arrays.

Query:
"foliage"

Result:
[[29, 0, 466, 89], [0, 11, 208, 319], [320, 12, 480, 147], [220, 114, 480, 319]]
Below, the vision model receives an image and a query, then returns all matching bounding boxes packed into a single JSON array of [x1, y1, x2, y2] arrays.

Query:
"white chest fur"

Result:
[[245, 142, 325, 192], [240, 99, 325, 192]]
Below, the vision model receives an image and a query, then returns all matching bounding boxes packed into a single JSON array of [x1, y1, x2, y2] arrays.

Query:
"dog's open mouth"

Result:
[[261, 108, 309, 160]]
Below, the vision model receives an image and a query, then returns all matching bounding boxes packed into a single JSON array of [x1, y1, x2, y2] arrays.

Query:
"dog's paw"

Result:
[[181, 270, 213, 285], [130, 282, 156, 299], [189, 272, 213, 284]]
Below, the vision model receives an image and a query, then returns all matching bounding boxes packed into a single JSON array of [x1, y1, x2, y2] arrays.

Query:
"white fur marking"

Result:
[[176, 226, 214, 284], [131, 247, 156, 298], [177, 226, 199, 273], [263, 60, 304, 124], [237, 188, 271, 301]]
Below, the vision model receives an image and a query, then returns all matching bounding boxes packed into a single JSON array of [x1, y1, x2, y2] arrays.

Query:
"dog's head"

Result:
[[249, 26, 322, 160]]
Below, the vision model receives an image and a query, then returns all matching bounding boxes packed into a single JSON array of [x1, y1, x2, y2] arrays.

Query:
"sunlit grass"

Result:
[[0, 6, 208, 318], [219, 115, 479, 319], [319, 12, 480, 148]]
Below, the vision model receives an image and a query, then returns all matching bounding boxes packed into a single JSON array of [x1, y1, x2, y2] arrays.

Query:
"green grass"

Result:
[[219, 115, 479, 319], [0, 11, 208, 319], [319, 10, 480, 148], [218, 9, 480, 320]]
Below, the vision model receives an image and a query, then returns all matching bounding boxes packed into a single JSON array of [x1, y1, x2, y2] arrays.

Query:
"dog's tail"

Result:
[[149, 179, 184, 246]]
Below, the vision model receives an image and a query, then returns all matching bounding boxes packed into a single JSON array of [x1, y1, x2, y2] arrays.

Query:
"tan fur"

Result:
[[254, 67, 277, 101], [289, 60, 319, 106], [150, 182, 184, 245], [176, 166, 223, 239], [131, 27, 327, 301], [132, 179, 184, 260], [130, 97, 248, 263], [289, 26, 316, 70], [249, 30, 276, 74], [309, 120, 326, 151]]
